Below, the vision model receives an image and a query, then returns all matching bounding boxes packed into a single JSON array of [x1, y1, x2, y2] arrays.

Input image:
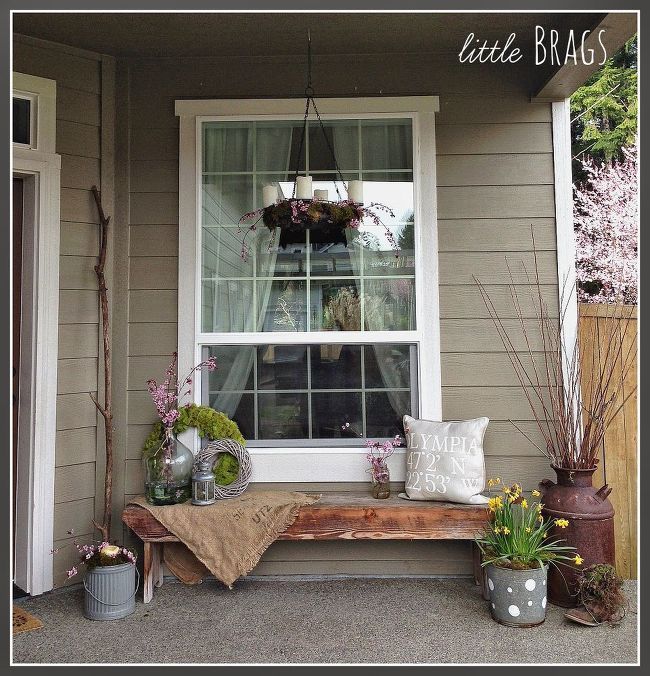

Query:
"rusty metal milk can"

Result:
[[539, 466, 615, 608]]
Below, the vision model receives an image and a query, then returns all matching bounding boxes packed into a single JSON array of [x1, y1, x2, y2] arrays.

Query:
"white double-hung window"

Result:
[[176, 97, 441, 481]]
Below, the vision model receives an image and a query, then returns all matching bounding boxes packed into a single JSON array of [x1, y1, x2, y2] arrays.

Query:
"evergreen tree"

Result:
[[571, 36, 637, 169]]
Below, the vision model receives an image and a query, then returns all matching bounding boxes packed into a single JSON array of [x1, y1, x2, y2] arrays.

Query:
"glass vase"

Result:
[[143, 427, 193, 505], [371, 465, 391, 499]]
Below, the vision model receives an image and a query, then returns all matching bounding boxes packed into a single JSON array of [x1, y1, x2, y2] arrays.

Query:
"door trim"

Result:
[[13, 148, 61, 595]]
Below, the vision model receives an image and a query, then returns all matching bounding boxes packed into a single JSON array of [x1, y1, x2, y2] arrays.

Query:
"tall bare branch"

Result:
[[90, 185, 113, 542]]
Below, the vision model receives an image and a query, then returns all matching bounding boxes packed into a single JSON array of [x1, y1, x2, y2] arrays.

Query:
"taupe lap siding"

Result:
[[121, 62, 559, 576], [436, 102, 556, 497], [14, 37, 104, 585]]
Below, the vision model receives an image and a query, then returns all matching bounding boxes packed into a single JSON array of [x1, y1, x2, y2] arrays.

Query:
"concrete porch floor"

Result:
[[13, 578, 637, 665]]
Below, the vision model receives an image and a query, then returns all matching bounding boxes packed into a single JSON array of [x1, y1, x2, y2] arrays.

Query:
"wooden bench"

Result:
[[122, 492, 489, 603]]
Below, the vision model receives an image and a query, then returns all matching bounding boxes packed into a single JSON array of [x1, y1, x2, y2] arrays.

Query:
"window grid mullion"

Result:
[[253, 345, 259, 440], [358, 119, 365, 333], [252, 121, 259, 332], [361, 344, 367, 439], [307, 346, 312, 439]]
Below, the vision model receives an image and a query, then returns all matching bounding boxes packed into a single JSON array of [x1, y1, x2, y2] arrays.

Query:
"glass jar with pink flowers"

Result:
[[143, 352, 217, 505], [366, 435, 402, 499]]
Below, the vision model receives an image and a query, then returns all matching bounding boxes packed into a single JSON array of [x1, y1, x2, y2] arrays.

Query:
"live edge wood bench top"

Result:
[[123, 492, 489, 602], [122, 492, 488, 541]]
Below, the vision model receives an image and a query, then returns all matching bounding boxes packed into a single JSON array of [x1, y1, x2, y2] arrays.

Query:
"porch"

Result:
[[13, 578, 638, 664], [10, 12, 637, 666]]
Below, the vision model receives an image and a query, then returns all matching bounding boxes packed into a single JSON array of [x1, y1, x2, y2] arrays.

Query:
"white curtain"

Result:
[[337, 122, 412, 419], [208, 124, 293, 418]]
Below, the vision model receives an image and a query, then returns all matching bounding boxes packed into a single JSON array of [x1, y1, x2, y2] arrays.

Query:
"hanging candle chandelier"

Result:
[[239, 31, 398, 260]]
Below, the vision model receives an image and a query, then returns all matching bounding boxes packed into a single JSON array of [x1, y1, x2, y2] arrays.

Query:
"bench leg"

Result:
[[472, 542, 489, 600], [143, 542, 157, 604], [153, 543, 164, 588]]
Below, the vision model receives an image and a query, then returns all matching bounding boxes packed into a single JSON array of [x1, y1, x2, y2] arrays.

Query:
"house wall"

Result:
[[13, 36, 114, 586], [12, 36, 560, 581], [119, 54, 559, 576]]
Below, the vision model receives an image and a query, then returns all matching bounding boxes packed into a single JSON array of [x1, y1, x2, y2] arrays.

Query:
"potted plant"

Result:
[[143, 353, 217, 505], [52, 187, 138, 620], [364, 433, 402, 499], [239, 198, 398, 259], [142, 403, 246, 491], [476, 479, 582, 627], [565, 563, 627, 626], [475, 244, 637, 606], [54, 534, 138, 621]]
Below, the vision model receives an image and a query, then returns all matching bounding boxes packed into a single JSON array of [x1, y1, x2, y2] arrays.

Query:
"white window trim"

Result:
[[12, 73, 60, 595], [12, 72, 56, 154], [176, 96, 440, 482], [551, 100, 579, 388], [552, 99, 582, 455]]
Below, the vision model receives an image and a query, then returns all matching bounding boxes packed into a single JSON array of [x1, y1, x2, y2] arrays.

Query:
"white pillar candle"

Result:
[[347, 180, 364, 204], [262, 184, 278, 207], [313, 189, 329, 201], [296, 176, 313, 199]]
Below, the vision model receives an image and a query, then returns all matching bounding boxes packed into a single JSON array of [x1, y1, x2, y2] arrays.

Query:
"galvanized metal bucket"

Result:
[[485, 563, 548, 627], [83, 563, 139, 621]]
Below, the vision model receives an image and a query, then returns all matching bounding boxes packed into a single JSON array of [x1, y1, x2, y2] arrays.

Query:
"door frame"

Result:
[[12, 72, 60, 596]]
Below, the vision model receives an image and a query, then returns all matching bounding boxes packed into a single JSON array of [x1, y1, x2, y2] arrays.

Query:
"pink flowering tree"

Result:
[[573, 142, 638, 304]]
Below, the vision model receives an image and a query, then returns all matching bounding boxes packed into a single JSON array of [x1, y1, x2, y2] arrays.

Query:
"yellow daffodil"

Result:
[[532, 489, 541, 497], [520, 499, 528, 509], [487, 478, 495, 487], [494, 477, 501, 484], [508, 495, 516, 503], [502, 527, 510, 535], [488, 496, 503, 512], [554, 518, 569, 529], [537, 503, 543, 512], [493, 526, 501, 534], [574, 555, 584, 566], [525, 527, 532, 533], [503, 486, 511, 494]]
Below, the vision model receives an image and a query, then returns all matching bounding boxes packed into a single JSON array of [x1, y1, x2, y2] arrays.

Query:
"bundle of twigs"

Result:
[[577, 564, 627, 624], [475, 237, 637, 470]]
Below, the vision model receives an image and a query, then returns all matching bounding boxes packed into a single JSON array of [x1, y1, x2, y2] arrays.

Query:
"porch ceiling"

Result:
[[13, 12, 636, 99]]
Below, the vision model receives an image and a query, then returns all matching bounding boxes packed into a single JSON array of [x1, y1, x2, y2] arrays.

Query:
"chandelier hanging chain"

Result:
[[291, 30, 346, 201]]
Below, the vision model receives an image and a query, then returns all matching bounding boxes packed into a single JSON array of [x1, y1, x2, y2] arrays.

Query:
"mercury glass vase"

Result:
[[144, 427, 193, 505]]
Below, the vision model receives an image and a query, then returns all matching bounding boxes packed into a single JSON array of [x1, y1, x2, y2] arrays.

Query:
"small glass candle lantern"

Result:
[[191, 460, 216, 506]]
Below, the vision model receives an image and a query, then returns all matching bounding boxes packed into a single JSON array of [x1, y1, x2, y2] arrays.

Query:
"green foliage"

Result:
[[213, 453, 239, 486], [397, 219, 414, 251], [476, 481, 578, 571], [94, 552, 132, 568], [142, 405, 246, 461], [571, 36, 637, 165], [577, 564, 627, 624], [262, 199, 361, 231]]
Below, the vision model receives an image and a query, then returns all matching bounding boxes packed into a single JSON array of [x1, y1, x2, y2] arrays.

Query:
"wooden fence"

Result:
[[579, 304, 638, 579]]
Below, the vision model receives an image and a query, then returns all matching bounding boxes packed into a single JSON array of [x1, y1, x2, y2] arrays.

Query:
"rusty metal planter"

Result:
[[539, 466, 615, 608]]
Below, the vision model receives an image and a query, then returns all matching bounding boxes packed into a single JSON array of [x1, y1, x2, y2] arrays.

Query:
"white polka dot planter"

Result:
[[485, 564, 548, 627]]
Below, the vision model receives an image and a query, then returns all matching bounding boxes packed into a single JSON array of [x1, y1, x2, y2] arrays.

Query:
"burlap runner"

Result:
[[129, 491, 319, 587]]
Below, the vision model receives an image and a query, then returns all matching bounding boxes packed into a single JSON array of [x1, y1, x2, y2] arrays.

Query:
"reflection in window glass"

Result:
[[12, 97, 31, 145], [199, 117, 419, 445], [201, 119, 416, 333], [202, 343, 418, 443]]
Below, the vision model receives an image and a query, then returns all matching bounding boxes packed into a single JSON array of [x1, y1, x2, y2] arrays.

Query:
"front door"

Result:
[[13, 177, 25, 595]]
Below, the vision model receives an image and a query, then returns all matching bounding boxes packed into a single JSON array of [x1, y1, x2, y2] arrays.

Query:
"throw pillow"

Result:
[[400, 414, 490, 504]]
